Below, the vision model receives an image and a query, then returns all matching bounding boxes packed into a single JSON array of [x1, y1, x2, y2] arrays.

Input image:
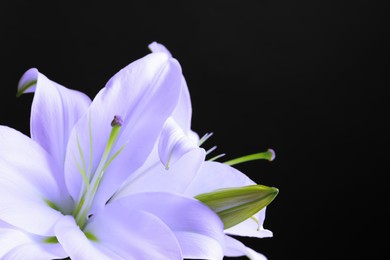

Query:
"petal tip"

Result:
[[17, 68, 39, 97]]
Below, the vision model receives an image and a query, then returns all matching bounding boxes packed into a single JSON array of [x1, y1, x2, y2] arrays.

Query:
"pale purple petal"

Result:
[[18, 68, 91, 178], [55, 216, 121, 260], [0, 126, 67, 236], [149, 42, 195, 135], [225, 235, 268, 260], [158, 117, 200, 169], [184, 161, 255, 197], [85, 203, 182, 259], [113, 192, 226, 259], [148, 41, 173, 57], [174, 232, 225, 260], [113, 147, 205, 199], [0, 220, 67, 259], [3, 243, 67, 260], [64, 52, 182, 212]]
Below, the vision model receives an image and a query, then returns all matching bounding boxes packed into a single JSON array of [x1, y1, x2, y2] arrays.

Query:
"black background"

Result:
[[0, 1, 388, 259]]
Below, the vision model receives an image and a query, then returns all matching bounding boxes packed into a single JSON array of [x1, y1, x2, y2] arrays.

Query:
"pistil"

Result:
[[74, 115, 124, 228]]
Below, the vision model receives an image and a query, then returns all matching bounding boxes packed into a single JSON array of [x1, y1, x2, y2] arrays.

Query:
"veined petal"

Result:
[[65, 52, 182, 212], [113, 146, 205, 200], [225, 235, 268, 260], [55, 216, 122, 260], [0, 220, 67, 259], [158, 117, 200, 169], [85, 203, 183, 259], [18, 68, 91, 180], [0, 126, 66, 236], [113, 192, 225, 259]]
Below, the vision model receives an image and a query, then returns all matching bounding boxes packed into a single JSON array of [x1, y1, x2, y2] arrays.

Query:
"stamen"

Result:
[[198, 132, 214, 146], [74, 115, 124, 228], [208, 153, 226, 162], [223, 149, 276, 166], [205, 145, 217, 155], [250, 216, 261, 231], [164, 143, 176, 170]]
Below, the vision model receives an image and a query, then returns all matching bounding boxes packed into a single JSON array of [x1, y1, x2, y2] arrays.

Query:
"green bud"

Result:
[[195, 184, 279, 229]]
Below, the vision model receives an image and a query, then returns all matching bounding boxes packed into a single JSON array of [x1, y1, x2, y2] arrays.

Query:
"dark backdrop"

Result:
[[1, 1, 388, 259]]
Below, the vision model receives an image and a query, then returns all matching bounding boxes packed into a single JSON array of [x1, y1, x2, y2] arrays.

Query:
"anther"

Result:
[[111, 115, 123, 127]]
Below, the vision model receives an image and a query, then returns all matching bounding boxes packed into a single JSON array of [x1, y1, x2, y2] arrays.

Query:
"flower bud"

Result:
[[195, 184, 279, 229]]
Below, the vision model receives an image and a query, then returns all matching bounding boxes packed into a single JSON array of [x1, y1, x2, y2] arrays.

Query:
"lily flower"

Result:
[[0, 52, 226, 259], [113, 42, 279, 260]]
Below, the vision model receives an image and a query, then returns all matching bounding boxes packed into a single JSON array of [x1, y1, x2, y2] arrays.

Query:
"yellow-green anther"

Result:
[[195, 184, 279, 229], [223, 149, 276, 166]]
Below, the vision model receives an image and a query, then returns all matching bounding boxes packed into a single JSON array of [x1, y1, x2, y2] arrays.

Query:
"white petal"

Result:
[[64, 52, 182, 212], [86, 203, 182, 259], [225, 209, 273, 238], [113, 146, 205, 200], [113, 192, 225, 259], [55, 216, 121, 260], [225, 235, 268, 260], [184, 161, 255, 197], [0, 126, 66, 236], [18, 68, 91, 181]]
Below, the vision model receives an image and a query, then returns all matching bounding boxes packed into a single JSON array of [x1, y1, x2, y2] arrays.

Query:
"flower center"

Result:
[[73, 115, 124, 229]]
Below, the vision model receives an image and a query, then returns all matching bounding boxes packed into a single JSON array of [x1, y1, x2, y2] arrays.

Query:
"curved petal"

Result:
[[55, 216, 121, 260], [158, 117, 200, 169], [225, 209, 273, 238], [225, 235, 267, 260], [0, 126, 66, 236], [148, 41, 173, 57], [113, 192, 225, 259], [113, 146, 205, 200], [149, 41, 194, 135], [86, 204, 182, 259], [0, 220, 67, 259], [64, 52, 182, 212], [184, 161, 255, 197], [18, 68, 91, 179], [3, 244, 67, 260]]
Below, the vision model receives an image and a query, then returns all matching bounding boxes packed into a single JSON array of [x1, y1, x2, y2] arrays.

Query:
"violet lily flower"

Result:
[[0, 52, 226, 259], [112, 42, 278, 260]]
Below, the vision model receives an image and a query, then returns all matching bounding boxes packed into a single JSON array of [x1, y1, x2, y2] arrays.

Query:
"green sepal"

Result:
[[195, 184, 279, 229]]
